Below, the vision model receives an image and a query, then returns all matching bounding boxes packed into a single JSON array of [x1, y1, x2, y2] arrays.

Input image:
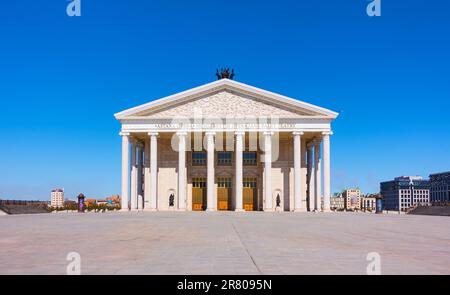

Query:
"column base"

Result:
[[130, 208, 138, 212], [234, 209, 245, 212], [263, 208, 275, 212], [120, 208, 129, 212], [322, 208, 331, 213], [206, 208, 217, 212]]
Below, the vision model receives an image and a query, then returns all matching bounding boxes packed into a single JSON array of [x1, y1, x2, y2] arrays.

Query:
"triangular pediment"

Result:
[[115, 79, 338, 120], [133, 89, 318, 119]]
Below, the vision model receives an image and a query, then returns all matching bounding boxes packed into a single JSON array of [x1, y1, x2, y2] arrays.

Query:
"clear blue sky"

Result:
[[1, 1, 449, 200]]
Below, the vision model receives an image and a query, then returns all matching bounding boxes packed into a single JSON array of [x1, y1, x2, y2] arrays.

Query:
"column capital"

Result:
[[148, 132, 159, 137], [292, 131, 304, 136], [205, 131, 216, 136], [119, 132, 130, 137], [322, 131, 333, 136], [263, 131, 274, 136], [235, 131, 245, 136]]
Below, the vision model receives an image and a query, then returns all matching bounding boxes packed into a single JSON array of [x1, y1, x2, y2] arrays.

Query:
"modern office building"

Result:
[[115, 78, 339, 212], [429, 171, 450, 203], [380, 176, 430, 211], [50, 189, 64, 208], [342, 189, 361, 211]]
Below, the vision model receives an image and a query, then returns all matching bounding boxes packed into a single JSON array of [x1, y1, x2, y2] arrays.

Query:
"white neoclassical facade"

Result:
[[115, 79, 338, 212]]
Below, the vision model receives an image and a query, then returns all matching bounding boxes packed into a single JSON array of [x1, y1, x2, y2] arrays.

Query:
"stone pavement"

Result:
[[0, 211, 449, 275]]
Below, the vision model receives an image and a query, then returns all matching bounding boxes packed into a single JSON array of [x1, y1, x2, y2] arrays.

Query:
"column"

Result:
[[264, 132, 273, 211], [307, 142, 314, 212], [149, 132, 159, 210], [314, 139, 322, 212], [137, 144, 144, 211], [144, 137, 151, 210], [130, 139, 138, 211], [120, 133, 130, 211], [235, 131, 245, 212], [322, 132, 332, 212], [301, 138, 308, 209], [177, 132, 187, 210], [293, 131, 304, 212], [206, 132, 216, 211]]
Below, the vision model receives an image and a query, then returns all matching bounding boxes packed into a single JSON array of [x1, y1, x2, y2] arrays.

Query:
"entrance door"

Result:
[[243, 178, 257, 211], [192, 178, 206, 211], [217, 177, 231, 210]]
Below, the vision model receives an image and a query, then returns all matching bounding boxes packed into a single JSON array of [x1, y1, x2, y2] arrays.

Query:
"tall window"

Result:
[[217, 152, 232, 166], [243, 152, 257, 165], [192, 152, 206, 166]]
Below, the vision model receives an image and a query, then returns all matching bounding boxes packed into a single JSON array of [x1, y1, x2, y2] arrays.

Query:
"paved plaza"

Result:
[[0, 212, 449, 275]]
